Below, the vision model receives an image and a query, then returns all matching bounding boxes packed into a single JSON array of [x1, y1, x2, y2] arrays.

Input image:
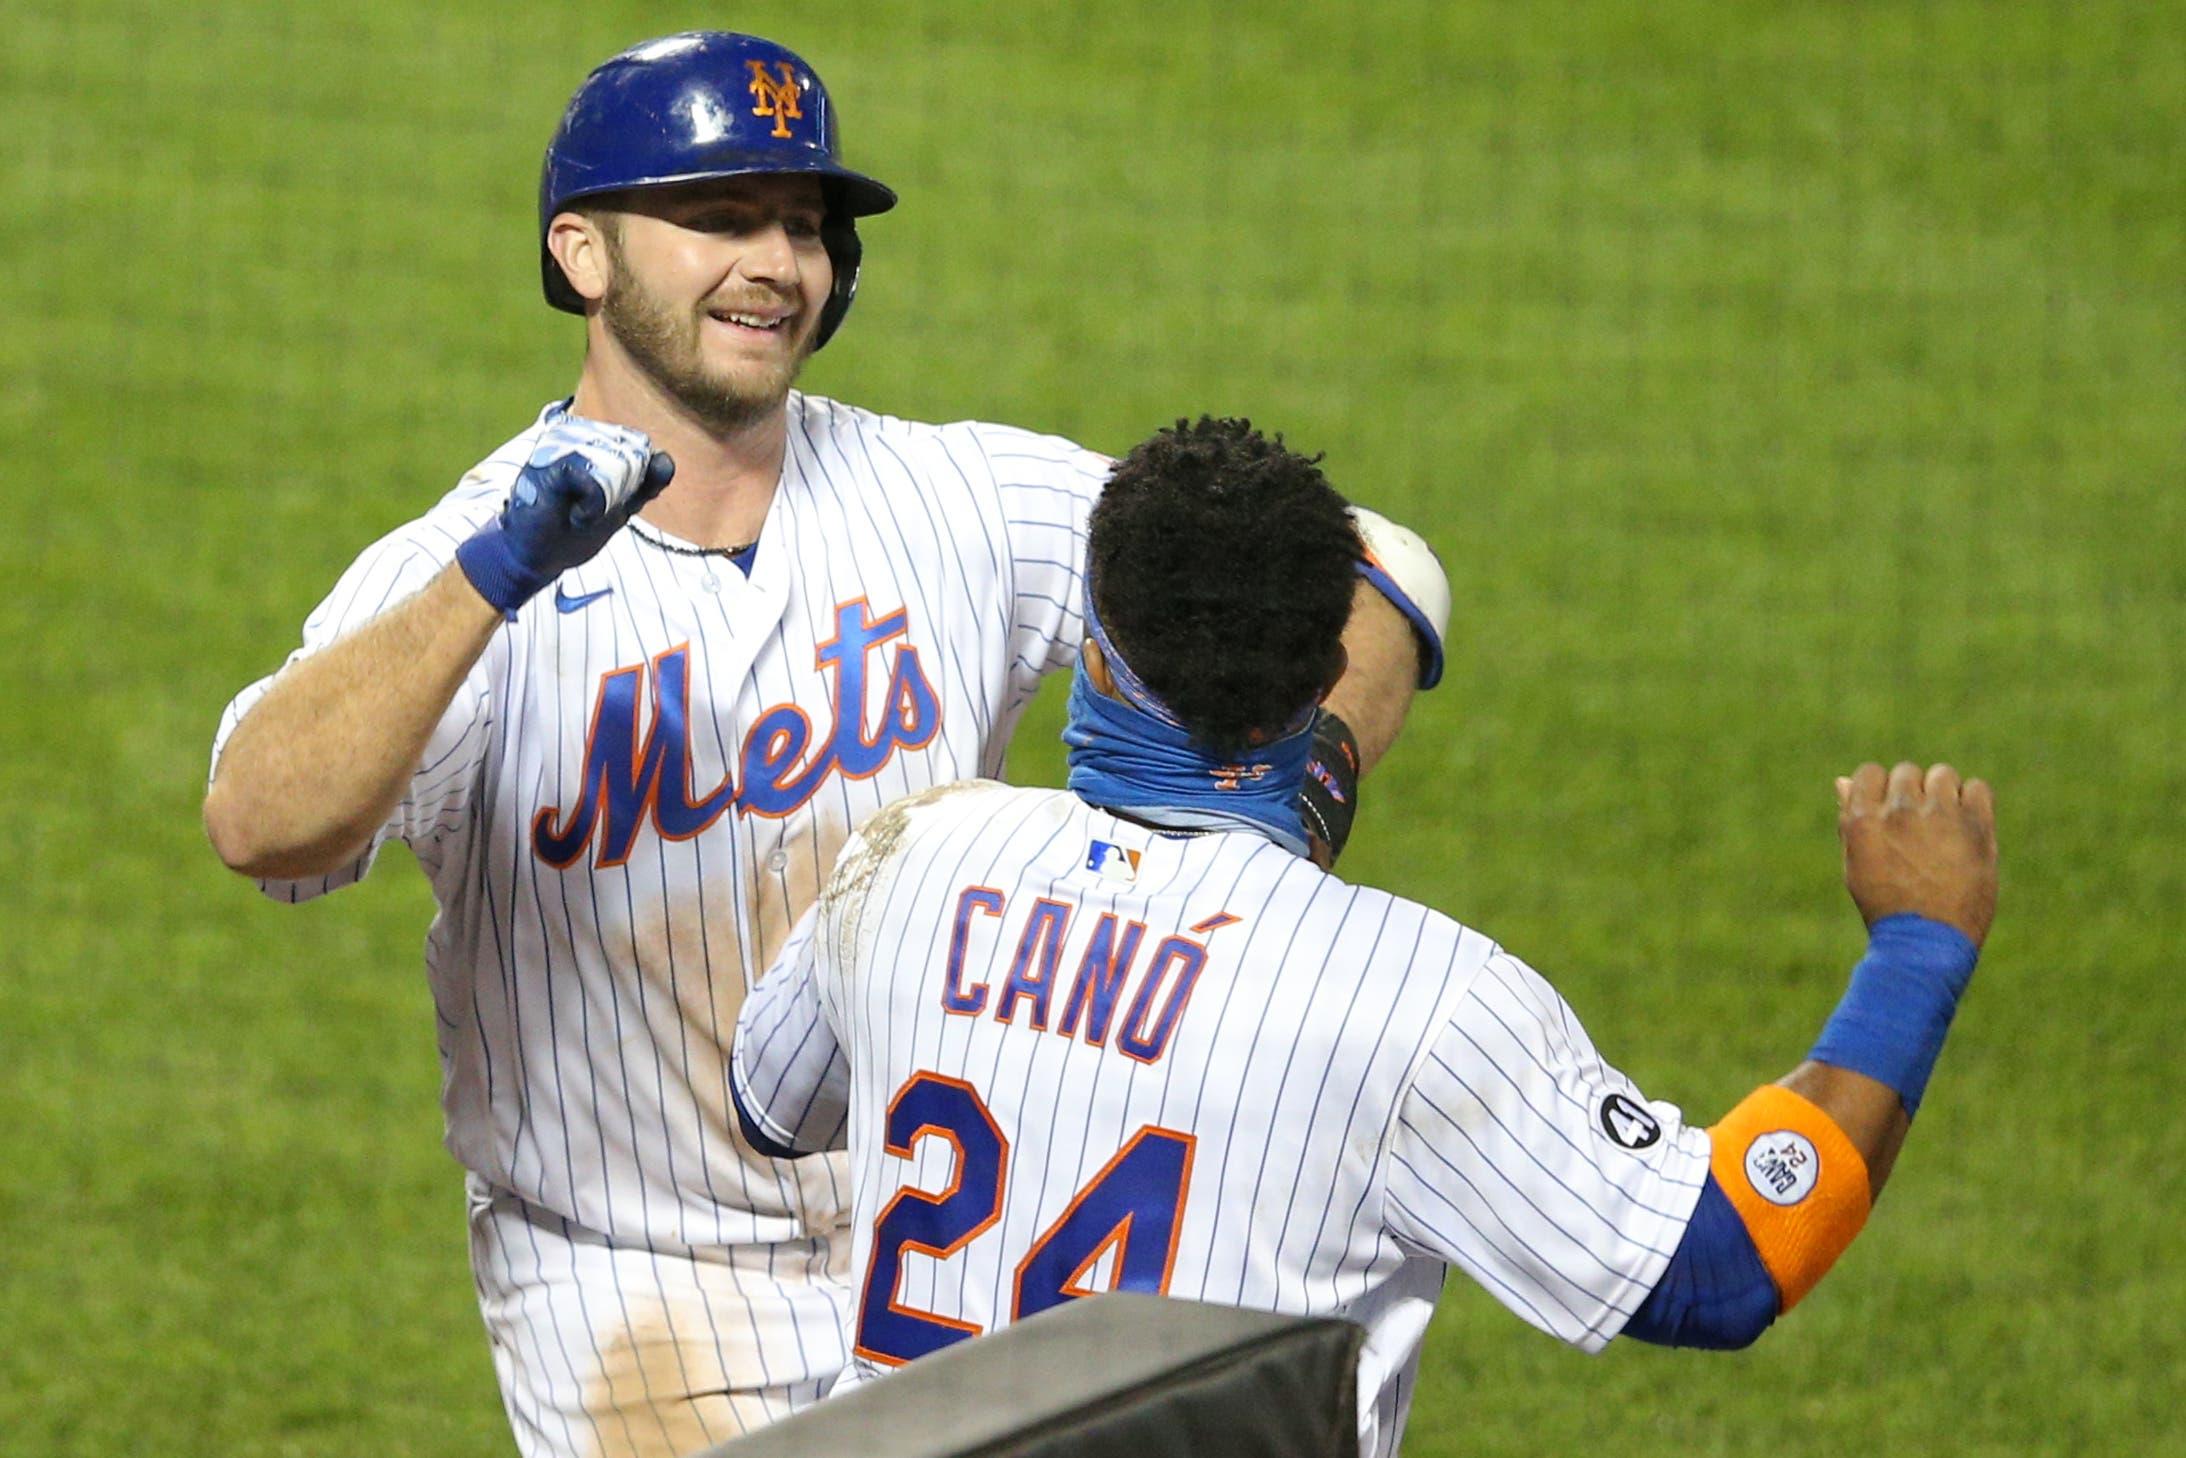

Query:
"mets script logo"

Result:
[[746, 60, 804, 139], [533, 601, 941, 869]]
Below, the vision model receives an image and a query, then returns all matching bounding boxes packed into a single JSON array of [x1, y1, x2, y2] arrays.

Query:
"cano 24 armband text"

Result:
[[1707, 1084, 1870, 1310]]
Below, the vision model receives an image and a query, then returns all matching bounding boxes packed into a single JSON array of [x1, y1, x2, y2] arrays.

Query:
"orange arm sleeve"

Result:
[[1707, 1084, 1872, 1310]]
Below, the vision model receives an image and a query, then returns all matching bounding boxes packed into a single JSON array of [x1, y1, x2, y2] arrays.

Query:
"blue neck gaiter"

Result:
[[1063, 597, 1316, 857]]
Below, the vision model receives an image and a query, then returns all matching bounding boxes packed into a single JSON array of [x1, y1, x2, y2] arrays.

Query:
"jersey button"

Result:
[[699, 574, 722, 594], [767, 849, 788, 872]]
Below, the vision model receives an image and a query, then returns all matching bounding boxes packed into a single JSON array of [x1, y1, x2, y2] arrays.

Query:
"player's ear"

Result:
[[1315, 643, 1349, 703], [548, 211, 616, 306], [1083, 638, 1119, 697]]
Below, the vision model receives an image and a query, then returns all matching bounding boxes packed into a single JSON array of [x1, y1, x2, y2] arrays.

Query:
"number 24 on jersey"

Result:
[[855, 1072, 1196, 1365]]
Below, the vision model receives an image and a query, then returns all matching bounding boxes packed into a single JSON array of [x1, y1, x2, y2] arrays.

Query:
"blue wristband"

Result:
[[455, 529, 543, 621], [1809, 914, 1979, 1117]]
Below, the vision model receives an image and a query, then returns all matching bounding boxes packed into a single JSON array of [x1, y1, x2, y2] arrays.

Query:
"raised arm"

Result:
[[204, 563, 504, 879], [1323, 583, 1420, 775], [203, 415, 672, 880], [1621, 760, 1996, 1347], [1381, 761, 1996, 1354], [1299, 506, 1450, 865]]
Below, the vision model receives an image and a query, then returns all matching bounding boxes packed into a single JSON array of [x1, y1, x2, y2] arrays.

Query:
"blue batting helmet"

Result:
[[539, 32, 897, 350]]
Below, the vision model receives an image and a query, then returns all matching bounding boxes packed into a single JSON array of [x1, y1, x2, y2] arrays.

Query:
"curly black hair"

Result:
[[1088, 417, 1360, 756]]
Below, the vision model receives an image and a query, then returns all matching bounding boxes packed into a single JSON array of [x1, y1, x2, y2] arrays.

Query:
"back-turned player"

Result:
[[729, 417, 1998, 1456]]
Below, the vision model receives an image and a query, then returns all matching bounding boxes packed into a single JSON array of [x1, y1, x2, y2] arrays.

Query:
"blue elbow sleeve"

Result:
[[1622, 1175, 1780, 1350]]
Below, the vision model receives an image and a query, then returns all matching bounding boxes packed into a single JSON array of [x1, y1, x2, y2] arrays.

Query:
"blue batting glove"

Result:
[[457, 415, 675, 617]]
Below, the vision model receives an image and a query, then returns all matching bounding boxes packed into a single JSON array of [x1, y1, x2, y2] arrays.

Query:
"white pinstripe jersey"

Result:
[[732, 781, 1712, 1458], [212, 394, 1109, 1252]]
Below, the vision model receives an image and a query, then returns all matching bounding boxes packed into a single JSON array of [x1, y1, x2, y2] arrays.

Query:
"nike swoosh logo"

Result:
[[555, 584, 614, 614]]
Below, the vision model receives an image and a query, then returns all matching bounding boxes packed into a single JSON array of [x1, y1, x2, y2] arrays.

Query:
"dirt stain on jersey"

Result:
[[822, 780, 986, 966], [584, 1312, 740, 1458], [627, 868, 747, 1124], [744, 814, 842, 994], [607, 812, 852, 1225], [615, 816, 840, 1064], [726, 816, 853, 1224]]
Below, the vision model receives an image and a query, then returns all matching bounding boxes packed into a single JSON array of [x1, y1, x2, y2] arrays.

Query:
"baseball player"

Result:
[[730, 418, 1999, 1457], [202, 31, 1444, 1458]]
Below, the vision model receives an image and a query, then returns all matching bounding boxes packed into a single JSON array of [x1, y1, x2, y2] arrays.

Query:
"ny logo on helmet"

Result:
[[746, 60, 803, 139]]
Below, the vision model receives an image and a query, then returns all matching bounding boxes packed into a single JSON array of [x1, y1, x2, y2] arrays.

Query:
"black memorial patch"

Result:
[[1599, 1092, 1662, 1150]]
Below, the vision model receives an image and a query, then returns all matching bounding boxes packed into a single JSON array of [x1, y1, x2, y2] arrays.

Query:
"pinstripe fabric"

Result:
[[733, 781, 1711, 1458], [211, 396, 1109, 1455], [467, 1174, 840, 1458]]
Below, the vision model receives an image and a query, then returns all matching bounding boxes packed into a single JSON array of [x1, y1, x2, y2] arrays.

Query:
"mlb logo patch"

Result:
[[1087, 840, 1141, 883]]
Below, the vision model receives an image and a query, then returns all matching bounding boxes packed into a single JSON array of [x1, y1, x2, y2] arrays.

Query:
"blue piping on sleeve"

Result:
[[731, 1073, 819, 1161]]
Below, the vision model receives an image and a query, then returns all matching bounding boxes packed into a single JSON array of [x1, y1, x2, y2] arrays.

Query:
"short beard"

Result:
[[598, 246, 810, 438]]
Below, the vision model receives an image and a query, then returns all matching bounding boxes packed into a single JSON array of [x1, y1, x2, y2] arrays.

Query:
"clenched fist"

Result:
[[456, 411, 675, 617], [1836, 762, 1998, 946]]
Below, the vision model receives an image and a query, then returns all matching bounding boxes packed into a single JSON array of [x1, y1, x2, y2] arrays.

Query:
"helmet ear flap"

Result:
[[544, 243, 584, 313], [815, 216, 862, 352]]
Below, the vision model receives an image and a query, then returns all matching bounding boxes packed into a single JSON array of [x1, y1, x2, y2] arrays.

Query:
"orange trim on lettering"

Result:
[[853, 1074, 1008, 1366]]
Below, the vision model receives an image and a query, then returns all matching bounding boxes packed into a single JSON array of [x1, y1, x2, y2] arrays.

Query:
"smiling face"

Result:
[[563, 173, 834, 436]]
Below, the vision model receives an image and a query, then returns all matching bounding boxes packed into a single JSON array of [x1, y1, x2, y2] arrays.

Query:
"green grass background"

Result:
[[5, 1, 2180, 1453]]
